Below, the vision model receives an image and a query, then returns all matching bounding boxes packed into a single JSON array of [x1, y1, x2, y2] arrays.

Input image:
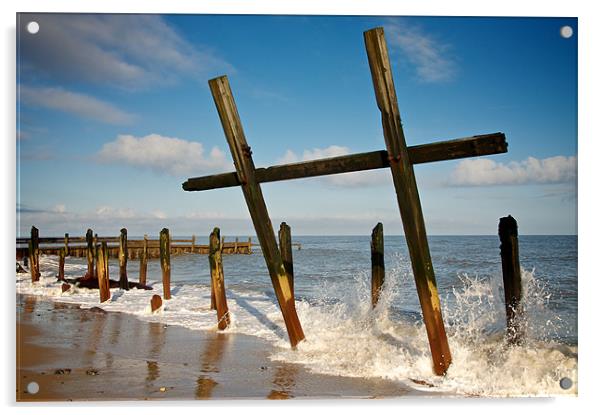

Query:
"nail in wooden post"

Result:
[[64, 233, 69, 256], [278, 223, 294, 298], [29, 226, 40, 282], [371, 222, 385, 308], [139, 234, 148, 286], [97, 242, 111, 303], [209, 76, 305, 347], [498, 215, 523, 344], [58, 248, 65, 281], [209, 228, 230, 330], [364, 27, 451, 375], [86, 229, 94, 279], [160, 228, 171, 299], [119, 228, 129, 290]]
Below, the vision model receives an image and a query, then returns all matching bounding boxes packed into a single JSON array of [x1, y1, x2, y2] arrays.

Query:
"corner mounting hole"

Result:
[[26, 381, 39, 394], [559, 377, 573, 390], [26, 21, 40, 34], [560, 25, 573, 39]]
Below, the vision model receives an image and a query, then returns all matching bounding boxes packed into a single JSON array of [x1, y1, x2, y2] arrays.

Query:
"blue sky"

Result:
[[16, 14, 577, 236]]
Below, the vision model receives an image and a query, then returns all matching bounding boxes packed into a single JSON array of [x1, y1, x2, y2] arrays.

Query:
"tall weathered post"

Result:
[[64, 233, 69, 256], [371, 222, 385, 307], [209, 75, 305, 348], [29, 226, 40, 282], [85, 229, 94, 279], [209, 228, 230, 330], [139, 234, 148, 286], [498, 215, 523, 344], [93, 233, 99, 279], [278, 222, 294, 298], [119, 228, 129, 290], [97, 242, 111, 303], [160, 228, 171, 300], [364, 27, 452, 375], [58, 248, 65, 281]]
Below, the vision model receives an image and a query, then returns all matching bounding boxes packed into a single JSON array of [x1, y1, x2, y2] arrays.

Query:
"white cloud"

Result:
[[449, 155, 577, 186], [52, 204, 66, 214], [97, 133, 229, 176], [277, 145, 390, 187], [20, 14, 232, 89], [385, 20, 457, 83], [20, 86, 135, 125]]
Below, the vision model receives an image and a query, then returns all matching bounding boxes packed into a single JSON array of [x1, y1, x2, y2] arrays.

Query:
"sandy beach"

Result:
[[16, 294, 434, 401]]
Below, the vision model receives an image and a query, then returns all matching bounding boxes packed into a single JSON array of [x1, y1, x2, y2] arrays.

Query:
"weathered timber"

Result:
[[278, 223, 294, 297], [85, 229, 94, 279], [139, 234, 148, 286], [150, 294, 162, 313], [119, 228, 129, 290], [371, 222, 385, 307], [160, 228, 171, 300], [365, 27, 451, 375], [191, 234, 196, 253], [97, 242, 111, 303], [93, 233, 99, 279], [30, 226, 40, 282], [498, 215, 523, 344], [58, 248, 65, 281], [209, 75, 305, 347], [64, 233, 69, 256], [182, 133, 507, 192], [209, 228, 230, 330]]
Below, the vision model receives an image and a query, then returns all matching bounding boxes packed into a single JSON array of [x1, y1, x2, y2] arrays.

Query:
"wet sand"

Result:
[[16, 294, 433, 401]]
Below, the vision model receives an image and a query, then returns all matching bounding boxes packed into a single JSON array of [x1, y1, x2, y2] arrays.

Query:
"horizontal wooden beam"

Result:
[[183, 132, 507, 192]]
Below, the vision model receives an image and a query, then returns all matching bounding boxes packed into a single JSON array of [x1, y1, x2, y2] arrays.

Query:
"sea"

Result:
[[16, 235, 578, 397]]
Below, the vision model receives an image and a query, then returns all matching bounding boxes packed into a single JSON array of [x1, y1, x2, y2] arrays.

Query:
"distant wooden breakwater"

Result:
[[16, 232, 262, 260]]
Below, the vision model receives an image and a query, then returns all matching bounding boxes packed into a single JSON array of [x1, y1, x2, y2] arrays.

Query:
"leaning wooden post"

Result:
[[64, 233, 69, 256], [209, 76, 305, 347], [160, 228, 171, 300], [498, 215, 523, 344], [29, 226, 40, 282], [278, 223, 294, 298], [209, 228, 230, 330], [371, 222, 385, 308], [139, 234, 148, 286], [58, 248, 65, 281], [85, 229, 94, 279], [97, 242, 111, 303], [119, 228, 129, 290], [364, 27, 451, 375]]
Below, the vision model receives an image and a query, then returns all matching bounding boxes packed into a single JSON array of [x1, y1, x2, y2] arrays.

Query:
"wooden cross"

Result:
[[183, 27, 508, 375]]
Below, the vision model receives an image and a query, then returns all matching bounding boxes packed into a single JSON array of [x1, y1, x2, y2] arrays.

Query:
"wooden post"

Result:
[[29, 226, 40, 282], [371, 222, 385, 308], [139, 234, 148, 286], [85, 229, 94, 279], [248, 237, 252, 254], [64, 233, 69, 256], [119, 228, 129, 290], [364, 27, 451, 375], [191, 234, 196, 253], [498, 215, 523, 344], [278, 223, 294, 298], [58, 248, 65, 281], [93, 233, 99, 279], [209, 228, 230, 330], [160, 228, 171, 300], [234, 237, 238, 254], [209, 75, 305, 347], [97, 242, 111, 303]]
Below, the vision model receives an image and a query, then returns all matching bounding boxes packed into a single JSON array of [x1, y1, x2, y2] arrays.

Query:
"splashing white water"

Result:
[[16, 254, 577, 397]]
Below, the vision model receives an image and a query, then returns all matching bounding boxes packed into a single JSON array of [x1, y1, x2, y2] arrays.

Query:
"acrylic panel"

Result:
[[16, 13, 577, 400]]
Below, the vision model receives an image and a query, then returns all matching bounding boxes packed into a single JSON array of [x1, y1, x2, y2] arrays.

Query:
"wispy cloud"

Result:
[[449, 155, 577, 186], [19, 14, 232, 89], [385, 20, 457, 83], [97, 133, 230, 176], [19, 85, 135, 125], [278, 145, 389, 187]]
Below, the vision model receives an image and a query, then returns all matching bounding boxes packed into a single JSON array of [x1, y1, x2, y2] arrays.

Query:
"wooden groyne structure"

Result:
[[16, 234, 253, 260]]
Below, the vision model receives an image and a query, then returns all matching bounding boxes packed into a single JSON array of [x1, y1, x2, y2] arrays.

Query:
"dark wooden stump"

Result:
[[160, 228, 171, 300], [139, 234, 148, 286], [150, 294, 162, 313], [97, 242, 111, 303], [58, 248, 65, 281], [30, 226, 40, 282], [209, 228, 230, 330], [498, 215, 523, 344], [371, 222, 385, 307], [119, 228, 129, 290], [278, 223, 294, 298], [85, 229, 95, 280]]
